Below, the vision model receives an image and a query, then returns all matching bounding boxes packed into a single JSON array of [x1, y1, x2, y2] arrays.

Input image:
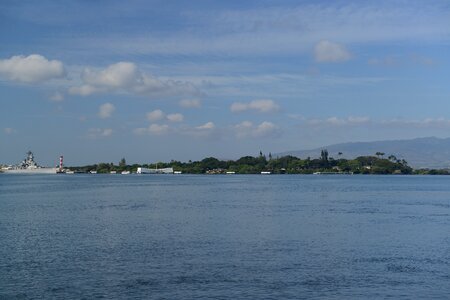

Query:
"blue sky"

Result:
[[1, 0, 450, 165]]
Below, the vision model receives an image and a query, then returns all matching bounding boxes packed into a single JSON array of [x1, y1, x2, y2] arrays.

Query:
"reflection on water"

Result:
[[1, 174, 449, 299]]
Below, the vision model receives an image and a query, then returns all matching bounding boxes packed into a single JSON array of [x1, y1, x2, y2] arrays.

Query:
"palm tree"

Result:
[[375, 152, 385, 159], [388, 155, 397, 162]]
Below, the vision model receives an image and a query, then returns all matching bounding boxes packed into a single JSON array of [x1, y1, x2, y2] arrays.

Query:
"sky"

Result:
[[1, 0, 450, 165]]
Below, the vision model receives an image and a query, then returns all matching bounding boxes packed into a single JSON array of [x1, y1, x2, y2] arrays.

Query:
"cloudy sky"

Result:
[[1, 0, 450, 165]]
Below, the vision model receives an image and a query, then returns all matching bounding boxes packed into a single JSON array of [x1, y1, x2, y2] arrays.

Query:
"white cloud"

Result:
[[133, 127, 148, 135], [182, 122, 218, 139], [148, 124, 169, 135], [314, 40, 351, 63], [230, 99, 279, 113], [234, 121, 253, 138], [348, 116, 370, 123], [196, 122, 215, 130], [0, 54, 65, 83], [68, 2, 450, 59], [381, 117, 450, 128], [146, 110, 184, 123], [167, 113, 184, 123], [133, 124, 170, 136], [230, 102, 247, 112], [234, 121, 281, 138], [307, 116, 370, 126], [134, 122, 216, 138], [302, 116, 450, 129], [254, 121, 279, 137], [179, 99, 201, 108], [49, 91, 64, 102], [4, 127, 16, 135], [82, 62, 138, 88], [68, 84, 104, 96], [69, 61, 199, 98], [102, 128, 113, 136], [98, 103, 115, 119], [146, 109, 165, 122], [87, 128, 113, 138]]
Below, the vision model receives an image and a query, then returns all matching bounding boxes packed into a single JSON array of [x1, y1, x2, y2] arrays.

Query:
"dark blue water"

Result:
[[0, 174, 449, 299]]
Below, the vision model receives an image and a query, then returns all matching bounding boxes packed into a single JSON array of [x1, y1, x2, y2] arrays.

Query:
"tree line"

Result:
[[69, 150, 416, 174]]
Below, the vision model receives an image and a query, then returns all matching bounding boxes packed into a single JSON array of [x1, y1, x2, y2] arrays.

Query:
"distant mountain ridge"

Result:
[[277, 137, 450, 169]]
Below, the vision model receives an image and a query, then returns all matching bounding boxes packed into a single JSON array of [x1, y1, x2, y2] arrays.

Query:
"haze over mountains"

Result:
[[278, 137, 450, 169]]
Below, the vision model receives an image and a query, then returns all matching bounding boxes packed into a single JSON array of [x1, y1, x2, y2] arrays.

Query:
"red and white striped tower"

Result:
[[59, 156, 63, 171]]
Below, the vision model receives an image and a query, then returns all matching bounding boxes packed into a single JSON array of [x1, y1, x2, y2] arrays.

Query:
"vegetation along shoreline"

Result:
[[63, 150, 450, 175]]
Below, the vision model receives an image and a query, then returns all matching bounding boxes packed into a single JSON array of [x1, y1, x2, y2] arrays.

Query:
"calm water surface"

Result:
[[0, 174, 449, 299]]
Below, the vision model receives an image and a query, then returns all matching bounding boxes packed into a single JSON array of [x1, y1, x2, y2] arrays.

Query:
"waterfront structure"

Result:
[[137, 167, 174, 174], [1, 151, 58, 174]]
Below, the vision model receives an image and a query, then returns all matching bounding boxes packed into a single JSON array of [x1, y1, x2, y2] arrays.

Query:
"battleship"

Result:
[[1, 151, 58, 174]]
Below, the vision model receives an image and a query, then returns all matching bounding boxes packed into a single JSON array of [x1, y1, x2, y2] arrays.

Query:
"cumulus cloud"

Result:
[[196, 122, 215, 130], [314, 40, 351, 63], [254, 121, 280, 137], [167, 113, 184, 122], [148, 124, 170, 135], [234, 121, 281, 138], [299, 116, 450, 137], [68, 85, 104, 96], [230, 99, 279, 113], [381, 117, 450, 128], [68, 61, 199, 98], [133, 124, 170, 135], [98, 103, 115, 119], [66, 2, 450, 58], [132, 127, 148, 135], [87, 128, 113, 138], [307, 116, 370, 126], [183, 122, 218, 139], [179, 99, 201, 108], [146, 109, 165, 122], [302, 116, 450, 129], [49, 91, 64, 102], [82, 62, 138, 88], [134, 121, 217, 139], [0, 54, 65, 83], [234, 121, 253, 138], [146, 110, 184, 123], [4, 127, 16, 135]]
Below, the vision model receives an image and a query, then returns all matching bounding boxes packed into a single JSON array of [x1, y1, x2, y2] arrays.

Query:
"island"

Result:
[[65, 150, 421, 175]]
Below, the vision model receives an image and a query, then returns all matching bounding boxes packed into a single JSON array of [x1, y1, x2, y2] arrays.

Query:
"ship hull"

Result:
[[2, 168, 58, 174]]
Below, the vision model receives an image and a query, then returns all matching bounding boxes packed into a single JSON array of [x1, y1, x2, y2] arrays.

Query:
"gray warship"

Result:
[[1, 151, 58, 174]]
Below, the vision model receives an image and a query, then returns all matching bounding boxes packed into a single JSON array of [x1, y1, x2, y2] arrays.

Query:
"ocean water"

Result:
[[0, 174, 449, 299]]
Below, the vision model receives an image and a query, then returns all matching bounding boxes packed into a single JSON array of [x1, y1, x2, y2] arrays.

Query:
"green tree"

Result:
[[320, 149, 329, 167], [119, 157, 126, 167], [375, 152, 385, 158], [388, 155, 397, 162]]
